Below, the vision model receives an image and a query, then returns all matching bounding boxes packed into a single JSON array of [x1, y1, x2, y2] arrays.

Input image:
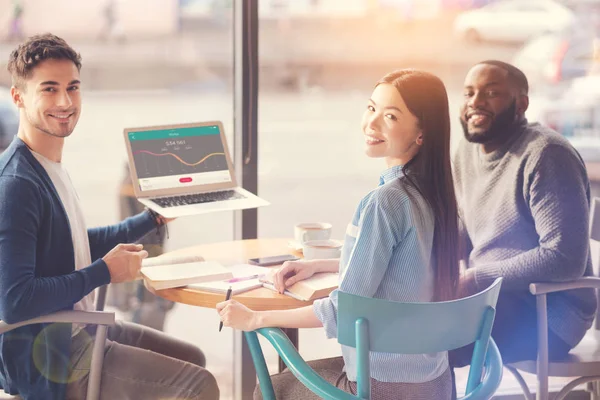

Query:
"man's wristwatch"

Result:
[[146, 208, 166, 227]]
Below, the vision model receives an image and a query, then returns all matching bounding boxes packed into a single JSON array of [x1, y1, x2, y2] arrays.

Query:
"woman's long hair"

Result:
[[377, 69, 459, 301]]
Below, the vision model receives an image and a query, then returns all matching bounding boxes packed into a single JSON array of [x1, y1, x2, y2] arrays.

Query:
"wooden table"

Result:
[[148, 238, 309, 400], [150, 238, 308, 311]]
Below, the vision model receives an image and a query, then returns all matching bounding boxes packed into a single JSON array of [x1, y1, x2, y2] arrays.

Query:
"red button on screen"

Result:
[[179, 177, 193, 183]]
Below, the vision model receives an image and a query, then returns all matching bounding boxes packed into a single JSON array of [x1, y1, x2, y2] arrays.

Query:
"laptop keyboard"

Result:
[[151, 190, 246, 208]]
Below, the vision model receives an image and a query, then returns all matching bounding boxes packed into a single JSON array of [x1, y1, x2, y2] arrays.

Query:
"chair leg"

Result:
[[554, 377, 600, 400], [590, 381, 600, 400], [87, 325, 108, 400], [536, 295, 549, 400], [504, 366, 534, 400]]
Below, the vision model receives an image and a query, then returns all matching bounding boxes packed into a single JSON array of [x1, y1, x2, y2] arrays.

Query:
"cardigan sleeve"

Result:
[[87, 210, 156, 261], [0, 177, 110, 324]]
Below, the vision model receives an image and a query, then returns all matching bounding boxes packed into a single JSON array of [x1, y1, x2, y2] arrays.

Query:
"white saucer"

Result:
[[288, 240, 303, 252], [288, 239, 344, 253]]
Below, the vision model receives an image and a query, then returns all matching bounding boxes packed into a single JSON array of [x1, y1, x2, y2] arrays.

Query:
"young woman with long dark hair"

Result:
[[217, 69, 459, 400]]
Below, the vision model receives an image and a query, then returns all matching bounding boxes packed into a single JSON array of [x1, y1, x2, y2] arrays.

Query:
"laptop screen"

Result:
[[128, 124, 232, 192]]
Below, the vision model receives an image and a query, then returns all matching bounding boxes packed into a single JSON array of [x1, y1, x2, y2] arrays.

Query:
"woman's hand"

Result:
[[272, 260, 318, 294], [457, 268, 478, 299], [216, 300, 260, 331]]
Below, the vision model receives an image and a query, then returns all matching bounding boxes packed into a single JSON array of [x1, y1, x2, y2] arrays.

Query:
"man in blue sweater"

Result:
[[0, 34, 219, 399], [452, 60, 597, 366]]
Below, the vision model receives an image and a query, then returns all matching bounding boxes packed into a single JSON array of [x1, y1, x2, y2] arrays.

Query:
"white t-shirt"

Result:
[[31, 151, 94, 336]]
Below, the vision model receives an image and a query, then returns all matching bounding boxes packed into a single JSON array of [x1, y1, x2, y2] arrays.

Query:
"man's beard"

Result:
[[461, 100, 517, 144], [26, 110, 75, 138]]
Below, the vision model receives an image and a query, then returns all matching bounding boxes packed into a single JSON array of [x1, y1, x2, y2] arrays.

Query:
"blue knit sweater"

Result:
[[0, 137, 156, 399], [453, 120, 597, 348]]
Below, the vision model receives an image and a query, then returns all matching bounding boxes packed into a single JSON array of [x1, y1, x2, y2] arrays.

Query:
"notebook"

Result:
[[188, 264, 271, 295], [190, 278, 264, 296], [261, 272, 339, 301], [123, 121, 269, 218], [141, 260, 233, 290]]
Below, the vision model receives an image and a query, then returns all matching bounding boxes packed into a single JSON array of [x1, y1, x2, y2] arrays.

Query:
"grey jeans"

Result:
[[65, 320, 219, 400]]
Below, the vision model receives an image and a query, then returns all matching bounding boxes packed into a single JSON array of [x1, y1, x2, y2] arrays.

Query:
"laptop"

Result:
[[123, 121, 269, 218]]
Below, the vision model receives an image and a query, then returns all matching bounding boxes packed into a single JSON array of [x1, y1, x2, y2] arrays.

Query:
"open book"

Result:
[[186, 266, 338, 300], [261, 272, 339, 301], [142, 254, 204, 268], [140, 255, 233, 290]]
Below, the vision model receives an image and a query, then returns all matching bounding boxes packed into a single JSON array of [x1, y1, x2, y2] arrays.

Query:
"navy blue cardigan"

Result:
[[0, 137, 156, 399]]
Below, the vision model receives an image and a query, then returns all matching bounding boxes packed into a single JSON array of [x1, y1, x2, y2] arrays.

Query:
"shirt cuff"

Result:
[[125, 210, 158, 242], [312, 296, 338, 339], [473, 266, 497, 292], [83, 258, 112, 289]]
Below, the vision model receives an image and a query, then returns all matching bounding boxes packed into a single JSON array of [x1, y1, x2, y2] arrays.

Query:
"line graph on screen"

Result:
[[133, 150, 226, 167]]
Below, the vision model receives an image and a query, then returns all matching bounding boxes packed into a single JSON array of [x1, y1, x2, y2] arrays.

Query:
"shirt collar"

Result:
[[379, 165, 404, 186]]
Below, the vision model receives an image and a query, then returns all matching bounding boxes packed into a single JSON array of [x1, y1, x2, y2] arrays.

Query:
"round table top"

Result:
[[147, 238, 311, 311]]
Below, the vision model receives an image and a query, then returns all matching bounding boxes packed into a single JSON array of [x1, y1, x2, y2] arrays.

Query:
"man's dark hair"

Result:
[[7, 33, 82, 89], [478, 60, 529, 95]]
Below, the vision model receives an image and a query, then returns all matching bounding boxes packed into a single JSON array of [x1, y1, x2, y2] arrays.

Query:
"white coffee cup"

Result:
[[303, 239, 342, 260], [294, 222, 332, 244]]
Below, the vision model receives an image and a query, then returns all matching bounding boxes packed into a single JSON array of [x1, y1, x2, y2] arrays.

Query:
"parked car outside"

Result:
[[512, 31, 595, 94], [454, 0, 575, 43], [535, 74, 600, 186], [0, 87, 18, 151]]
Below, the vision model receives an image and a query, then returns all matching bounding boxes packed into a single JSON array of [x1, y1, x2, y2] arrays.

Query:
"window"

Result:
[[0, 1, 238, 397]]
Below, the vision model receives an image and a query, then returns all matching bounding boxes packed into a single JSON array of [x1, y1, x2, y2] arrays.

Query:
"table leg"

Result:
[[234, 330, 257, 400], [278, 328, 299, 373]]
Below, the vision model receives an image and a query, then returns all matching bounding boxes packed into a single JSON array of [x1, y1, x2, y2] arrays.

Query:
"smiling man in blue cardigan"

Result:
[[0, 34, 219, 400]]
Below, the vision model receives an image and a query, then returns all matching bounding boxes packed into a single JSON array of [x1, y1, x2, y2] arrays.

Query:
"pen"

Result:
[[219, 286, 233, 332], [225, 274, 262, 283]]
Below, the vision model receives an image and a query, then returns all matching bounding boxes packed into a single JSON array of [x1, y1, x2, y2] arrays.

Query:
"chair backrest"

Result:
[[337, 278, 502, 398], [589, 197, 600, 329], [590, 197, 600, 244], [589, 197, 600, 271], [337, 278, 502, 354]]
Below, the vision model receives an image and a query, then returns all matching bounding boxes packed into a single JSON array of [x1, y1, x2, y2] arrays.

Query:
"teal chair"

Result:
[[244, 277, 503, 400]]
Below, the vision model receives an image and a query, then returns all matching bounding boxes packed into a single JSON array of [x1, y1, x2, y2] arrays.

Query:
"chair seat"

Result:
[[508, 330, 600, 377]]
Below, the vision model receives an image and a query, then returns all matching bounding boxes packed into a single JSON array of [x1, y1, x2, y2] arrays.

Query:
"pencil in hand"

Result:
[[219, 286, 233, 332]]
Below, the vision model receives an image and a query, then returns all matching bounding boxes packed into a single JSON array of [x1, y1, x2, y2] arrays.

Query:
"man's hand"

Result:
[[157, 215, 176, 225], [103, 243, 148, 283], [146, 208, 175, 226]]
